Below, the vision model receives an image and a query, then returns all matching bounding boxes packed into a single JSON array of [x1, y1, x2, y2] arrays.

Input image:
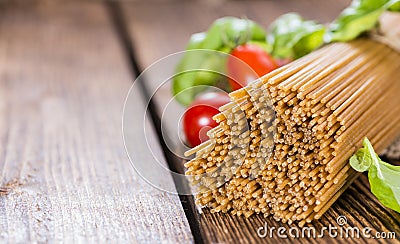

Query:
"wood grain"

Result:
[[122, 1, 400, 243], [0, 1, 192, 242]]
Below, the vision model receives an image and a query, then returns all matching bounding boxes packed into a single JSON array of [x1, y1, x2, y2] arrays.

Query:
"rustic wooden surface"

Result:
[[1, 0, 399, 243], [0, 1, 193, 243], [122, 0, 400, 243]]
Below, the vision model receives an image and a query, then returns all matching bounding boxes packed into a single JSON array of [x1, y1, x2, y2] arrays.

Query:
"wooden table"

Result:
[[0, 0, 399, 243]]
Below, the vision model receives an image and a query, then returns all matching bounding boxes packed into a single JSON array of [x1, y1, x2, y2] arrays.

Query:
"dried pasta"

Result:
[[184, 39, 400, 226]]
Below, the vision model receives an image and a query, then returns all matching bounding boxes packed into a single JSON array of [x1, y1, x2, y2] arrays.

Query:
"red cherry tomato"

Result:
[[183, 92, 231, 147], [227, 44, 278, 91]]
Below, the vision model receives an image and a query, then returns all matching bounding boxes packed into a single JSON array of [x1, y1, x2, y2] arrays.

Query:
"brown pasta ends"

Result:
[[184, 39, 400, 225]]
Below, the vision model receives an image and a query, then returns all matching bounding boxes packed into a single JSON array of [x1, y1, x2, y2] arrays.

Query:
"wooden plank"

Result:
[[0, 1, 193, 242], [122, 1, 400, 243]]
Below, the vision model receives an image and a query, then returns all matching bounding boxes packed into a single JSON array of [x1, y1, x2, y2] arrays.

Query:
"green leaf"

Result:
[[172, 17, 268, 106], [246, 40, 273, 54], [267, 13, 325, 59], [389, 0, 400, 11], [350, 138, 400, 213], [369, 164, 400, 213], [327, 0, 396, 42], [172, 50, 227, 106], [202, 17, 266, 50], [172, 33, 223, 106], [349, 147, 371, 172], [186, 32, 207, 50]]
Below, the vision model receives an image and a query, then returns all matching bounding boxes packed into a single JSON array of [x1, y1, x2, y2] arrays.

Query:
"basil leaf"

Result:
[[349, 147, 371, 172], [246, 40, 273, 54], [369, 163, 400, 213], [327, 0, 395, 42], [389, 0, 400, 11], [173, 33, 208, 106], [186, 32, 207, 50], [350, 138, 400, 213], [267, 13, 325, 59], [172, 17, 268, 106], [202, 17, 266, 50], [173, 49, 226, 106]]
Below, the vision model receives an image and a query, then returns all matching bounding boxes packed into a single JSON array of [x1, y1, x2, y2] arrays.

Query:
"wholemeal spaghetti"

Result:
[[184, 39, 400, 226]]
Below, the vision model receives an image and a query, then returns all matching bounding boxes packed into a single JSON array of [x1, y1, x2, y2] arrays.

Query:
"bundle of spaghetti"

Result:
[[184, 39, 400, 226]]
